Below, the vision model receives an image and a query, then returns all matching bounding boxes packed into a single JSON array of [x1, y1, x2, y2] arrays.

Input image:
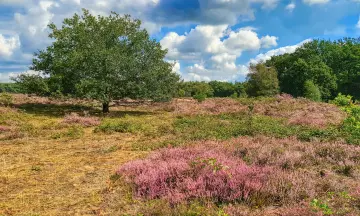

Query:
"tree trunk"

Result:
[[102, 102, 109, 113]]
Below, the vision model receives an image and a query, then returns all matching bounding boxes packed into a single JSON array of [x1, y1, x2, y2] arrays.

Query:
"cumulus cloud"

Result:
[[0, 34, 20, 57], [0, 0, 30, 5], [250, 39, 312, 64], [303, 0, 330, 5], [160, 25, 279, 81], [357, 16, 360, 29], [260, 35, 278, 48], [161, 25, 277, 61], [0, 70, 39, 82], [224, 28, 262, 52]]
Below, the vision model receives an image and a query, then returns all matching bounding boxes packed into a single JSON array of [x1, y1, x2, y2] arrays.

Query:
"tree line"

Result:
[[6, 9, 360, 112], [184, 38, 360, 102]]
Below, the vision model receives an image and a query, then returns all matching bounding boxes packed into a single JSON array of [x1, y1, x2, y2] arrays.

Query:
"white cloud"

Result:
[[356, 16, 360, 29], [0, 70, 39, 82], [260, 35, 278, 48], [0, 34, 20, 57], [0, 0, 30, 5], [171, 61, 181, 74], [13, 1, 55, 53], [285, 2, 296, 12], [160, 24, 279, 81], [303, 0, 330, 5], [224, 28, 262, 52], [250, 39, 312, 64]]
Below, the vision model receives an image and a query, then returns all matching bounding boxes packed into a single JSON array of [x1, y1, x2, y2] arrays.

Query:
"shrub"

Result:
[[303, 80, 321, 102], [63, 113, 100, 127], [178, 89, 186, 97], [332, 96, 360, 145], [230, 92, 238, 99], [331, 93, 353, 107], [118, 145, 272, 204], [0, 93, 13, 107], [95, 121, 139, 134], [193, 93, 206, 102]]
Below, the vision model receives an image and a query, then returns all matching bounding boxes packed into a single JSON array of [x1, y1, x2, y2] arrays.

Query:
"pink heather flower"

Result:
[[118, 145, 272, 203]]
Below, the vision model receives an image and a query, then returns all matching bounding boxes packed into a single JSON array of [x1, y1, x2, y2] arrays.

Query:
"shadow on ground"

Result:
[[15, 103, 155, 118]]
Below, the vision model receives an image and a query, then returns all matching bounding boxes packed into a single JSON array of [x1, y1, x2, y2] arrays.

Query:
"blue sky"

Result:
[[0, 0, 359, 82]]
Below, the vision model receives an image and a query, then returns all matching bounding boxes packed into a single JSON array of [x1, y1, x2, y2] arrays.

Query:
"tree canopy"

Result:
[[246, 63, 279, 97], [17, 9, 180, 112], [266, 38, 360, 100]]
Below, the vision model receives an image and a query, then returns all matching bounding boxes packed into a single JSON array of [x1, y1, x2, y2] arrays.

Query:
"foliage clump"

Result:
[[331, 93, 360, 145], [246, 63, 279, 97], [15, 9, 180, 113], [303, 80, 321, 102]]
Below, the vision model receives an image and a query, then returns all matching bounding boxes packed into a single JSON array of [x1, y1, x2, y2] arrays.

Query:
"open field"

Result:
[[1, 94, 360, 216]]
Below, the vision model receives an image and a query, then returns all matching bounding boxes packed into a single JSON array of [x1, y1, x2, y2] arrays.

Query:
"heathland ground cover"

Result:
[[1, 93, 360, 215]]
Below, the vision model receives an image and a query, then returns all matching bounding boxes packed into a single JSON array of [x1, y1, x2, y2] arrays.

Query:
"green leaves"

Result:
[[26, 9, 180, 112], [267, 38, 360, 100], [303, 80, 321, 102], [246, 63, 279, 97]]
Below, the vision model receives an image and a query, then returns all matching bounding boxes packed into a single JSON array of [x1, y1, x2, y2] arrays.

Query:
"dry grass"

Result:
[[63, 113, 101, 127], [254, 96, 346, 128], [1, 130, 149, 215]]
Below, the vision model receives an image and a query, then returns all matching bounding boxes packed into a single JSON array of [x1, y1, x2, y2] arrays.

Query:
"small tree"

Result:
[[13, 74, 49, 96], [19, 9, 180, 113], [303, 80, 321, 101], [246, 63, 279, 97]]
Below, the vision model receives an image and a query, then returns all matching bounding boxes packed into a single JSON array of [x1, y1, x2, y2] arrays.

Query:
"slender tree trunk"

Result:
[[102, 102, 109, 113]]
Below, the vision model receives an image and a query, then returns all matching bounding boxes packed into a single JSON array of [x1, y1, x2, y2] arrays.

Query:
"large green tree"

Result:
[[22, 9, 179, 112]]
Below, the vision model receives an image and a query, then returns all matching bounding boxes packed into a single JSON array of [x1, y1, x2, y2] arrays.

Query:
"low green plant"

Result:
[[173, 113, 313, 142], [310, 198, 333, 215], [0, 92, 13, 107], [51, 125, 84, 139], [330, 93, 360, 145], [311, 192, 357, 215], [103, 145, 118, 153], [95, 121, 138, 134], [31, 166, 41, 172], [331, 93, 353, 107], [66, 125, 84, 138], [230, 92, 238, 99], [178, 89, 186, 97]]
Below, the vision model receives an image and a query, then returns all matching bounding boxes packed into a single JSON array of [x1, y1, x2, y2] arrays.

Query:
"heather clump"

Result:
[[118, 145, 273, 204], [62, 112, 101, 127], [169, 98, 247, 115], [253, 96, 345, 128]]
